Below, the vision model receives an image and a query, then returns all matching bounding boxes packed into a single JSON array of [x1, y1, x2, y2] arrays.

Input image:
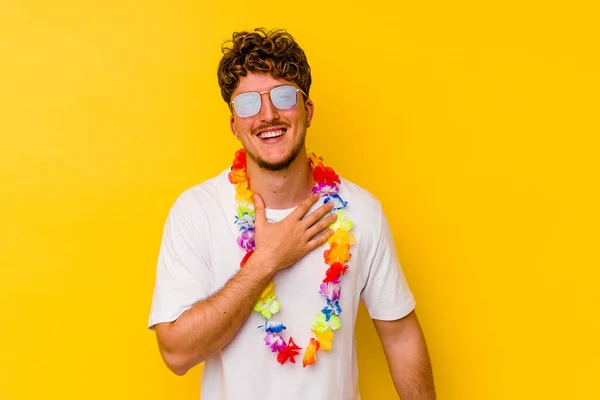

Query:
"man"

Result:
[[148, 28, 435, 399]]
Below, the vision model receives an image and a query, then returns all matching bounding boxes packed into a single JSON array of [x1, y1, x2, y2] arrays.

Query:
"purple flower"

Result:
[[263, 333, 286, 352], [319, 279, 341, 301], [237, 228, 255, 251], [312, 182, 339, 196]]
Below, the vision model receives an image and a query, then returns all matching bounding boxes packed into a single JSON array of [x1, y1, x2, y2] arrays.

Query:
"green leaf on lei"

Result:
[[253, 298, 280, 319], [312, 313, 342, 332], [312, 313, 329, 333], [236, 204, 254, 219], [329, 315, 341, 331], [328, 210, 353, 232]]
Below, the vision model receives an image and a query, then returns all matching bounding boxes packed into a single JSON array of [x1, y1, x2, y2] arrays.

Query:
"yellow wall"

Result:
[[1, 1, 598, 399]]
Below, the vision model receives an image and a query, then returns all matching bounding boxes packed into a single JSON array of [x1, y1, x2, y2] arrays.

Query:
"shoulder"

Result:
[[339, 176, 383, 216], [169, 168, 232, 219], [337, 176, 385, 237]]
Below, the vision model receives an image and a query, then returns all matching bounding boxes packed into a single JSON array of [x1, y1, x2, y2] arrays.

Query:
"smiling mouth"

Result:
[[257, 129, 286, 140]]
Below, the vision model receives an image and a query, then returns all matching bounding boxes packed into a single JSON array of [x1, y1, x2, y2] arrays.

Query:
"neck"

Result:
[[246, 150, 314, 210]]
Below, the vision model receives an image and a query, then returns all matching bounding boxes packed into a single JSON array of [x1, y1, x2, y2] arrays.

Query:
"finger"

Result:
[[252, 194, 266, 226], [306, 212, 338, 239], [307, 228, 335, 250], [302, 201, 335, 228], [289, 193, 320, 221]]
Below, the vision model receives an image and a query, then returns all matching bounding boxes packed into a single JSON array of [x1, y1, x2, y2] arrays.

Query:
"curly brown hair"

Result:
[[217, 28, 312, 105]]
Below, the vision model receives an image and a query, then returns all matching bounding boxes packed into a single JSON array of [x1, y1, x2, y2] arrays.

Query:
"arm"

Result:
[[373, 311, 436, 399], [153, 194, 336, 376], [153, 251, 276, 376]]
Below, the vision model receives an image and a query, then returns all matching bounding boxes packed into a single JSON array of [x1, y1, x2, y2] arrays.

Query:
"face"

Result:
[[229, 72, 314, 171]]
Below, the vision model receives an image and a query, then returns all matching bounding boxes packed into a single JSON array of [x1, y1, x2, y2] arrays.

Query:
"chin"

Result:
[[256, 154, 296, 171], [257, 146, 305, 171], [245, 136, 306, 171]]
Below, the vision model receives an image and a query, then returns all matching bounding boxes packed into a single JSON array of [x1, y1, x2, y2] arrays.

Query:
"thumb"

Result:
[[252, 194, 266, 224]]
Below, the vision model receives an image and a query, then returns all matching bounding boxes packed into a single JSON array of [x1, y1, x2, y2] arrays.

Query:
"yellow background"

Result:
[[1, 1, 599, 399]]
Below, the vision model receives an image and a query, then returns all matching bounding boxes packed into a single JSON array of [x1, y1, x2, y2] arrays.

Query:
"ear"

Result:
[[304, 98, 314, 128], [230, 115, 239, 139]]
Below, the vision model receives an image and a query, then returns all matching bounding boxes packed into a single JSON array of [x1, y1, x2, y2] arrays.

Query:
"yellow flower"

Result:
[[259, 282, 276, 302], [327, 229, 356, 246], [311, 328, 334, 351], [235, 181, 253, 204]]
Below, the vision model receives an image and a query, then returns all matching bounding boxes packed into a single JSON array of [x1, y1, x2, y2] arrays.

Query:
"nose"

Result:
[[258, 92, 279, 122]]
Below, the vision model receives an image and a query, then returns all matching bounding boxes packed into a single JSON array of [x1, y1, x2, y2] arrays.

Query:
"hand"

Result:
[[251, 193, 337, 272]]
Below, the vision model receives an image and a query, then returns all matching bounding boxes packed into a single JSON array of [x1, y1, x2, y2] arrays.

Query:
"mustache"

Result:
[[252, 123, 289, 135]]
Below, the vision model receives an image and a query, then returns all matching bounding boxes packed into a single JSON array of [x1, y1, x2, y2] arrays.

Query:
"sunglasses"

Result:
[[231, 85, 307, 118]]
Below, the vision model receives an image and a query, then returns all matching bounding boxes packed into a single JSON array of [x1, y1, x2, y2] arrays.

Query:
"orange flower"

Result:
[[324, 243, 351, 265], [302, 338, 320, 367], [308, 152, 324, 169], [228, 168, 248, 185]]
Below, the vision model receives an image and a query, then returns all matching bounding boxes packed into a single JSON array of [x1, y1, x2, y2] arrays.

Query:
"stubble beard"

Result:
[[248, 134, 306, 172]]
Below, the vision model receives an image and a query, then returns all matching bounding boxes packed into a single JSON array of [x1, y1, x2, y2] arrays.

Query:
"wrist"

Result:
[[246, 249, 278, 277]]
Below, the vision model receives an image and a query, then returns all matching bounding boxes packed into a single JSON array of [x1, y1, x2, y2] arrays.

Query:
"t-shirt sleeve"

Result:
[[147, 196, 214, 329], [360, 207, 416, 320]]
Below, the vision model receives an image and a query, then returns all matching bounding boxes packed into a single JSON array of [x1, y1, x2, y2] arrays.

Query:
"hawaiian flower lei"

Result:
[[228, 149, 355, 367]]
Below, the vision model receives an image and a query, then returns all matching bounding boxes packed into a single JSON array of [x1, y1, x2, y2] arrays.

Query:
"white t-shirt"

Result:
[[148, 169, 416, 400]]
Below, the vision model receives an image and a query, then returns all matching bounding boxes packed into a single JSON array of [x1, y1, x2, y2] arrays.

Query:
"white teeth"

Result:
[[258, 130, 284, 139]]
